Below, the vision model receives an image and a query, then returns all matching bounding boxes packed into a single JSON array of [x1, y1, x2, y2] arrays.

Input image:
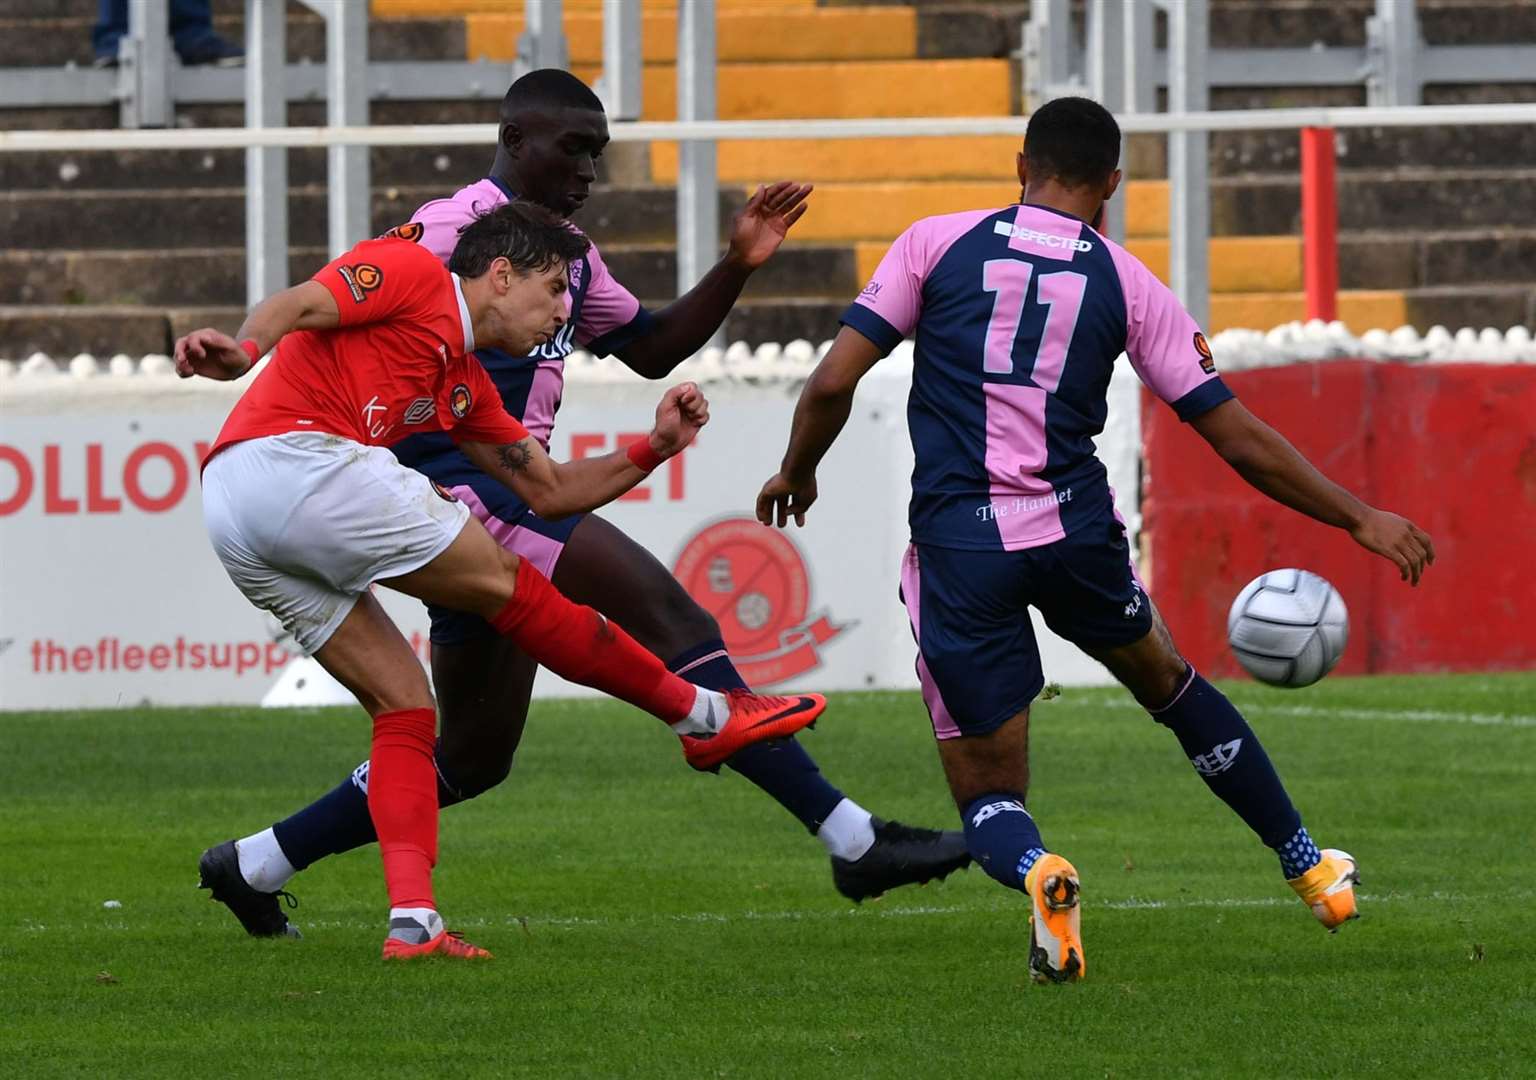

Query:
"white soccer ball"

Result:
[[1226, 569, 1349, 688]]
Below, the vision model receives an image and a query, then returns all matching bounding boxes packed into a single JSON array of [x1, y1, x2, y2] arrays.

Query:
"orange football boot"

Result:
[[382, 930, 493, 961], [1025, 853, 1085, 984], [680, 689, 826, 771], [1288, 848, 1360, 931]]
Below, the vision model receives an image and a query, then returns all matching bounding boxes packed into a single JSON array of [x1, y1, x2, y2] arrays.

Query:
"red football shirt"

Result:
[[207, 237, 529, 462]]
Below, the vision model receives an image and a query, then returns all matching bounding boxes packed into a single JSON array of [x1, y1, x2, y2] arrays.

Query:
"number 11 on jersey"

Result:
[[981, 259, 1087, 392]]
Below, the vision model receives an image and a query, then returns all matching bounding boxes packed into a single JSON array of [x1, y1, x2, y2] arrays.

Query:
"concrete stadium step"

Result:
[[1209, 291, 1407, 334], [464, 7, 917, 64], [1404, 284, 1536, 331], [0, 304, 189, 357], [777, 170, 1536, 243], [651, 136, 1022, 184], [0, 14, 465, 67], [551, 58, 1011, 120], [847, 235, 1310, 295], [372, 0, 817, 13], [0, 248, 328, 308], [0, 185, 749, 250], [0, 145, 494, 193], [0, 241, 856, 308]]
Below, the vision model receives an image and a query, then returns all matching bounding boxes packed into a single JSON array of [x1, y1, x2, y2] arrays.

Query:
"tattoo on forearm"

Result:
[[496, 441, 533, 474]]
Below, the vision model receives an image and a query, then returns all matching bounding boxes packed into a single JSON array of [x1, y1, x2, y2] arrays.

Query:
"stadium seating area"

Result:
[[1, 0, 1534, 355]]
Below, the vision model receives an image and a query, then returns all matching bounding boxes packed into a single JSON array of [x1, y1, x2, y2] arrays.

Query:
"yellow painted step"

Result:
[[1210, 291, 1407, 334], [467, 8, 916, 64], [652, 135, 1019, 184], [560, 59, 1009, 120], [375, 0, 815, 16], [784, 180, 1173, 244], [851, 236, 1303, 294], [1130, 236, 1301, 293], [783, 181, 1013, 242]]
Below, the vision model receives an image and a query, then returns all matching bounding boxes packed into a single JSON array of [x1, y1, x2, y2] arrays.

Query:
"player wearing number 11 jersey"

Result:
[[758, 97, 1435, 982]]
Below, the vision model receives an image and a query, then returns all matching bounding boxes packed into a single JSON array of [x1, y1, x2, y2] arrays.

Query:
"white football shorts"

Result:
[[202, 431, 470, 654]]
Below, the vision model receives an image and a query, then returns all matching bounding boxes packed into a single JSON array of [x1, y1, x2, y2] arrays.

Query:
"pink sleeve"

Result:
[[405, 196, 478, 266], [1107, 242, 1233, 420], [846, 225, 925, 347], [573, 242, 651, 355]]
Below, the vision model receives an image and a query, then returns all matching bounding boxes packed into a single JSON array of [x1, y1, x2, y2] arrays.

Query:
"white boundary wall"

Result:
[[0, 350, 1141, 710]]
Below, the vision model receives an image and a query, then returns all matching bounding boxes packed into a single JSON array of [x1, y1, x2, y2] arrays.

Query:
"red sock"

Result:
[[367, 707, 439, 911], [490, 559, 696, 723]]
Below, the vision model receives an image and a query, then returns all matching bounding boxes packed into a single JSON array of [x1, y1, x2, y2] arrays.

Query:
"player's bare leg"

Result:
[[310, 593, 491, 960], [936, 710, 1083, 984], [1085, 603, 1358, 930]]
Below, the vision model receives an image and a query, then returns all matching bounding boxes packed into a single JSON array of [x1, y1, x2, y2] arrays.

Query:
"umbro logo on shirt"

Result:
[[403, 397, 435, 425]]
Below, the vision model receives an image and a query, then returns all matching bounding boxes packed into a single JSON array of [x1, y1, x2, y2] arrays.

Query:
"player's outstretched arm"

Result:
[[461, 382, 708, 519], [173, 281, 340, 381], [1190, 398, 1436, 585], [616, 181, 813, 379], [757, 325, 883, 528]]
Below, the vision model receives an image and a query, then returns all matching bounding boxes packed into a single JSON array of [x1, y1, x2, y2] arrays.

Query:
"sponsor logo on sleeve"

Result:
[[383, 221, 425, 243], [859, 280, 882, 301], [448, 383, 473, 419], [1194, 331, 1216, 374], [337, 263, 384, 304]]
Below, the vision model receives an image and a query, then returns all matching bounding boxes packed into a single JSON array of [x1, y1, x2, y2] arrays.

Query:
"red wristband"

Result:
[[627, 438, 666, 474], [238, 339, 261, 366]]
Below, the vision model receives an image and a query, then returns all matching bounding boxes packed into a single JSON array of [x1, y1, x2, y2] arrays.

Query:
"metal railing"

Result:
[[5, 0, 1536, 329], [7, 103, 1536, 338]]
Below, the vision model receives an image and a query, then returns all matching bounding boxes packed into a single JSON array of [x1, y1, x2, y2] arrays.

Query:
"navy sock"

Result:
[[1151, 669, 1305, 856], [962, 792, 1048, 891], [670, 638, 847, 834], [271, 740, 465, 872]]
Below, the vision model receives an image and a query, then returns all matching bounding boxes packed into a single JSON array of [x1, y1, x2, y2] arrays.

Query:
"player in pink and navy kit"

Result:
[[760, 97, 1435, 981], [197, 70, 971, 941]]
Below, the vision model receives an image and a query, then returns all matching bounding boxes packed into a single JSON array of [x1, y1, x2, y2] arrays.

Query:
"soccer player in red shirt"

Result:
[[179, 202, 826, 960]]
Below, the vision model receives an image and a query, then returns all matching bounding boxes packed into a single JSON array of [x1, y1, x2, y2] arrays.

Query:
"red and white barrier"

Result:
[[1143, 359, 1536, 677]]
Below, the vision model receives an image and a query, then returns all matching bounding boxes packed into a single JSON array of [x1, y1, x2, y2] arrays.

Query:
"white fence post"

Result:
[[120, 0, 171, 128], [1367, 0, 1421, 106], [598, 0, 643, 121], [1088, 0, 1128, 244], [1168, 0, 1211, 329], [245, 0, 288, 307], [520, 0, 569, 72], [324, 1, 371, 256], [676, 0, 719, 344]]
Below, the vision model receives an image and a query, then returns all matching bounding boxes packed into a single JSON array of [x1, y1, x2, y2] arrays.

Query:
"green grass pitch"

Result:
[[4, 672, 1534, 1078]]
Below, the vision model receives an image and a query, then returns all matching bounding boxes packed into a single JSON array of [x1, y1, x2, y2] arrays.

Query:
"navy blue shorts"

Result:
[[899, 515, 1153, 739], [426, 478, 586, 646]]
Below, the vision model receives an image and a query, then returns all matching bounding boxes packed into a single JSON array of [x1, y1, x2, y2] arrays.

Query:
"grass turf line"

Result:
[[3, 672, 1534, 1078]]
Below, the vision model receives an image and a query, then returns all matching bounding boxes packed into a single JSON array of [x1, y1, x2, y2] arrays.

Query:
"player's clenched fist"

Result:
[[174, 328, 254, 381], [756, 471, 818, 529], [650, 382, 710, 457]]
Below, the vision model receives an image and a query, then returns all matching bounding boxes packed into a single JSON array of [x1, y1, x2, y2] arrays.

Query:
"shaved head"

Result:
[[500, 68, 604, 123]]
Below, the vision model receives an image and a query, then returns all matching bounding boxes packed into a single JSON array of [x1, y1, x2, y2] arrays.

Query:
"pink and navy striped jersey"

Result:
[[842, 202, 1231, 552], [388, 178, 653, 467]]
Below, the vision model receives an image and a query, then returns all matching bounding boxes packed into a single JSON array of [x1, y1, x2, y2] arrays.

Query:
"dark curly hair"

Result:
[[1024, 96, 1122, 189], [448, 201, 590, 278]]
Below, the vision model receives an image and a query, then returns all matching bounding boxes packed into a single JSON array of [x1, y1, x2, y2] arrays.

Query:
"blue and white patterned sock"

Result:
[[1276, 826, 1323, 879]]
